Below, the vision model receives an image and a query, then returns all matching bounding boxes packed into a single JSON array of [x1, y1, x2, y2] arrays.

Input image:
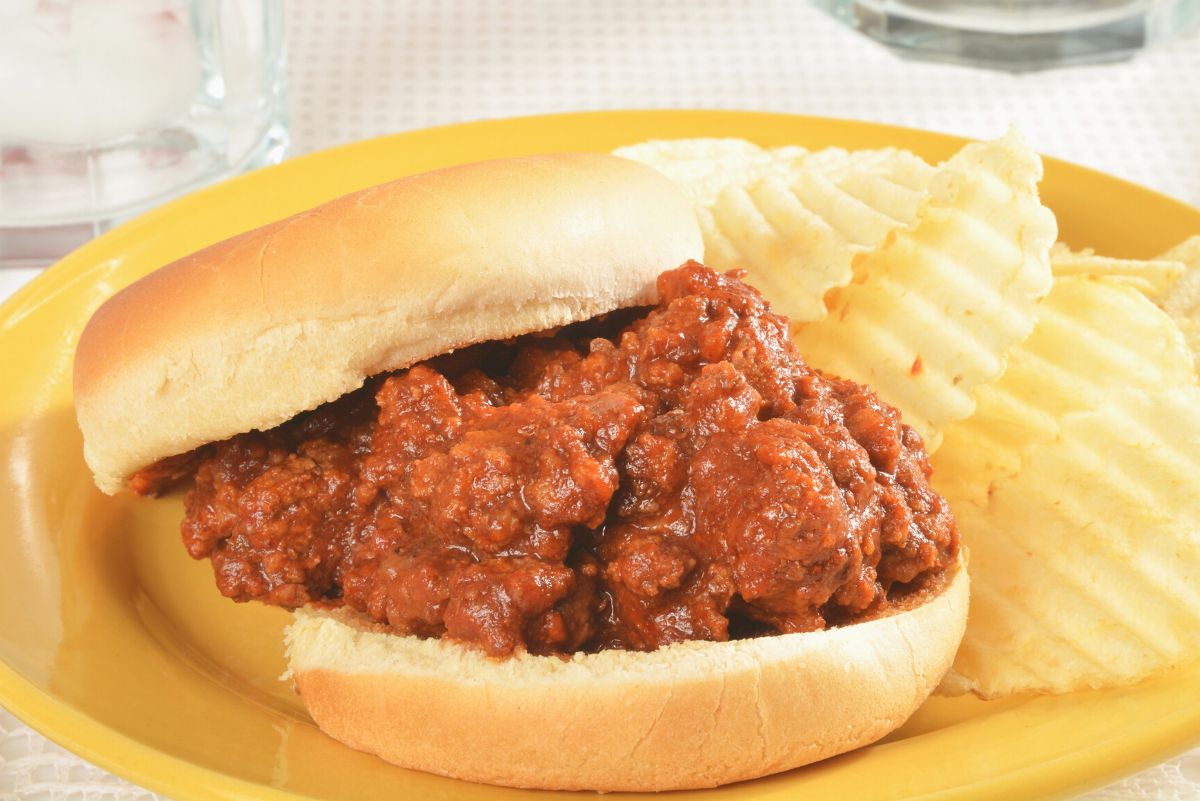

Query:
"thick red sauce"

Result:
[[136, 263, 958, 657]]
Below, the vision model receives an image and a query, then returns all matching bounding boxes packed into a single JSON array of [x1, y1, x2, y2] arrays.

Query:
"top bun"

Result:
[[73, 153, 704, 494]]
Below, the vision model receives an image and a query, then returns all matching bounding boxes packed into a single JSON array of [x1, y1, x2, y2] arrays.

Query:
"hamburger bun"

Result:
[[73, 153, 704, 493], [285, 558, 968, 792]]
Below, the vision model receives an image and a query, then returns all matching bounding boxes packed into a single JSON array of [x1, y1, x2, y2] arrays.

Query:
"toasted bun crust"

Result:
[[285, 560, 968, 791], [73, 153, 704, 493]]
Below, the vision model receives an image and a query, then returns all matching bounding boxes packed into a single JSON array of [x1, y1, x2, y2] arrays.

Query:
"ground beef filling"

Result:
[[139, 262, 959, 657]]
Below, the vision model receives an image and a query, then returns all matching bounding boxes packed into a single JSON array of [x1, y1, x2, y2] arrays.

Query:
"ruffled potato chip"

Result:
[[933, 276, 1196, 503], [1049, 242, 1184, 299], [1158, 236, 1200, 361], [615, 138, 936, 323], [612, 138, 791, 208], [939, 387, 1200, 698], [791, 131, 1057, 450], [935, 276, 1200, 697]]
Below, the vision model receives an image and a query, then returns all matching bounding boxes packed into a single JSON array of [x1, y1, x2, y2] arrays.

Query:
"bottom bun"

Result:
[[285, 559, 968, 791]]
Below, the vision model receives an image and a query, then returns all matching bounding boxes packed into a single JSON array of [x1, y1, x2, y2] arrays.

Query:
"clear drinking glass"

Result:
[[814, 0, 1200, 71], [0, 0, 288, 268]]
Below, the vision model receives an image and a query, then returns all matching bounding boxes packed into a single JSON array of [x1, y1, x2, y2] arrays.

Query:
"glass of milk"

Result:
[[0, 0, 288, 267]]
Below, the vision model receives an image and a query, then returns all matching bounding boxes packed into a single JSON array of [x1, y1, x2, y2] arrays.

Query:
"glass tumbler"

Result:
[[0, 0, 288, 268], [814, 0, 1200, 71]]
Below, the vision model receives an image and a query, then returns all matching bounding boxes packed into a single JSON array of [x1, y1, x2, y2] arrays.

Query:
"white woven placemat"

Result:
[[2, 1, 1199, 798]]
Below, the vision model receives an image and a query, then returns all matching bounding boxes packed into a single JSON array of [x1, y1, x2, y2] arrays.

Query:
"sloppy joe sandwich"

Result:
[[73, 153, 968, 791]]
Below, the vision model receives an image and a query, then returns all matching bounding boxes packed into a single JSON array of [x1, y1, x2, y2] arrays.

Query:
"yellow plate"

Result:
[[1, 111, 1198, 801]]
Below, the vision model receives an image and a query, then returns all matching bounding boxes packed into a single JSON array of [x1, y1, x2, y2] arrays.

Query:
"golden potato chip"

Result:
[[934, 275, 1200, 696], [699, 177, 873, 322], [1158, 235, 1200, 361], [938, 387, 1200, 698], [806, 146, 936, 193], [821, 158, 933, 226], [1045, 236, 1200, 367], [932, 276, 1196, 503], [791, 131, 1057, 450], [1159, 234, 1200, 265], [615, 138, 937, 323], [702, 168, 930, 321], [1049, 242, 1184, 299], [612, 138, 786, 207]]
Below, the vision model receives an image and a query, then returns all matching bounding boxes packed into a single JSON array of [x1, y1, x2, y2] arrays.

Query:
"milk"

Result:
[[0, 0, 287, 264], [0, 0, 203, 144]]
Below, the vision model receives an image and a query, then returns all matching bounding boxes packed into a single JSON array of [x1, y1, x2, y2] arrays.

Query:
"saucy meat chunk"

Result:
[[139, 262, 959, 657]]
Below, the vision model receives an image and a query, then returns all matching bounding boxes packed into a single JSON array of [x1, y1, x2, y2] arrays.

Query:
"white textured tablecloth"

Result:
[[2, 1, 1199, 799]]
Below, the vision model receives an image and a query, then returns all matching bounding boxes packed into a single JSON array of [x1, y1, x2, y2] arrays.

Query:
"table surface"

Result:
[[2, 1, 1199, 799]]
